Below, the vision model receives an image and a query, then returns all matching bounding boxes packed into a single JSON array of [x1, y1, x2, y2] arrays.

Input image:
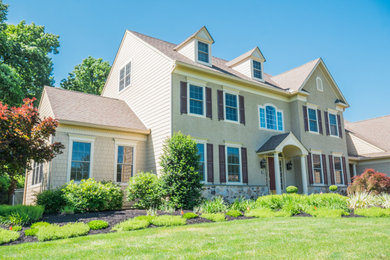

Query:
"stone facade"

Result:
[[202, 185, 269, 202], [308, 186, 347, 195]]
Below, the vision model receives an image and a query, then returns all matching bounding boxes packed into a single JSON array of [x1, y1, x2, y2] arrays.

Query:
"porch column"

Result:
[[300, 155, 308, 195], [353, 163, 357, 177], [274, 152, 281, 194]]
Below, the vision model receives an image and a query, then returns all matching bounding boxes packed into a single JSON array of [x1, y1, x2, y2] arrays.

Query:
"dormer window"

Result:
[[253, 60, 263, 80], [197, 41, 209, 63]]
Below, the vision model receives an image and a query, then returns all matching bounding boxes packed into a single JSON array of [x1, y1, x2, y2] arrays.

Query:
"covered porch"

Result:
[[257, 132, 309, 194]]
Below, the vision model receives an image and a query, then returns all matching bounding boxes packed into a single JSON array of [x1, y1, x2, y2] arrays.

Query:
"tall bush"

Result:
[[160, 132, 203, 209], [35, 187, 66, 214], [127, 172, 162, 209], [348, 168, 390, 195]]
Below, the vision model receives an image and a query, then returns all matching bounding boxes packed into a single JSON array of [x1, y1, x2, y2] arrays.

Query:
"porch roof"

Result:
[[256, 132, 308, 155]]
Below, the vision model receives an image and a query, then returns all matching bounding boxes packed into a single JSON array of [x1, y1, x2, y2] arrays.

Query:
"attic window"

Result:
[[253, 60, 263, 80], [197, 41, 209, 63], [119, 62, 131, 92], [316, 77, 323, 92]]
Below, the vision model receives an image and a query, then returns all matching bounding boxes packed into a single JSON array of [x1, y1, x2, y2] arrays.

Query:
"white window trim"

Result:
[[223, 90, 240, 124], [195, 139, 207, 183], [225, 143, 242, 185], [251, 59, 264, 82], [187, 83, 206, 118], [332, 155, 346, 186], [66, 135, 95, 183], [195, 40, 212, 67], [316, 77, 323, 92], [258, 104, 284, 132], [114, 139, 137, 185], [118, 60, 132, 94], [307, 106, 319, 134], [311, 152, 325, 186], [31, 162, 44, 188], [328, 112, 339, 137]]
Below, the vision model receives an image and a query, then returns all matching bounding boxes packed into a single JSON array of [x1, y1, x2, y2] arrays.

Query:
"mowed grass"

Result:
[[1, 218, 390, 259]]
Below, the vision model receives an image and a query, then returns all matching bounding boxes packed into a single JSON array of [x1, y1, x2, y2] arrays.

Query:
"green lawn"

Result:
[[1, 218, 390, 259]]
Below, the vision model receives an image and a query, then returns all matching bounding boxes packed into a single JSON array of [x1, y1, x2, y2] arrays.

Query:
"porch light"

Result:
[[286, 161, 293, 170], [260, 159, 267, 169]]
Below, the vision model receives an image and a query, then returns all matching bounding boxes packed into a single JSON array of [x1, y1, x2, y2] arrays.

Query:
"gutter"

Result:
[[58, 120, 151, 135]]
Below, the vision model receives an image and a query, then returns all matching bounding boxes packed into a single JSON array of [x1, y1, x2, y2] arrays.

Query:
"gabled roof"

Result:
[[256, 132, 308, 155], [226, 47, 266, 67], [174, 26, 215, 51], [43, 86, 149, 134]]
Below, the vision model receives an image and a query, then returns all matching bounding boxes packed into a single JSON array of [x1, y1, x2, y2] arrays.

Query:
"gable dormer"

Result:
[[174, 26, 214, 66], [226, 47, 266, 81]]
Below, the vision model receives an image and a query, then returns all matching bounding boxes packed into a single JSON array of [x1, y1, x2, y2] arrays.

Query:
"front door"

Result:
[[268, 157, 285, 194]]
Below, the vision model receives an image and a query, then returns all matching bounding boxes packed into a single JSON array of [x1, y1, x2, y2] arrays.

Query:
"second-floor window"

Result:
[[308, 108, 318, 133], [253, 60, 263, 80], [189, 85, 204, 116], [197, 42, 209, 63], [119, 62, 131, 92], [328, 113, 339, 136], [225, 93, 238, 122], [259, 105, 283, 131]]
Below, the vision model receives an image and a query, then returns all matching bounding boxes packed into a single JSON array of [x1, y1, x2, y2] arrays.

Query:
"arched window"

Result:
[[316, 77, 323, 91], [259, 105, 283, 131]]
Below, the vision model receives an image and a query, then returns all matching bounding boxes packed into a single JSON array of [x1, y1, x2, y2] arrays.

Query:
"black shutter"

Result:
[[317, 109, 323, 135], [324, 111, 330, 136], [337, 114, 343, 138], [303, 105, 308, 131], [180, 81, 187, 114], [307, 153, 313, 184], [342, 156, 348, 185], [219, 145, 226, 183], [207, 144, 214, 183], [206, 87, 212, 119], [239, 95, 245, 125], [217, 90, 224, 120], [322, 154, 328, 185], [329, 155, 335, 184], [241, 147, 248, 184]]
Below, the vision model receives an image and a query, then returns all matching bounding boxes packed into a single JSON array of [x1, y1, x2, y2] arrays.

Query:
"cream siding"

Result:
[[38, 89, 54, 119], [347, 133, 384, 156], [177, 39, 196, 62], [231, 59, 252, 79]]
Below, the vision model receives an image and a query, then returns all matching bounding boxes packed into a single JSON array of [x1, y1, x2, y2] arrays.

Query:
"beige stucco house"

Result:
[[24, 26, 352, 204]]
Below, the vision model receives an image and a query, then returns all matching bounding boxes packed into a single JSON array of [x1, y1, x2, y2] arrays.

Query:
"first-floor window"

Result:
[[196, 143, 206, 182], [32, 162, 43, 185], [117, 146, 134, 183], [312, 154, 323, 184], [70, 141, 91, 181], [333, 156, 344, 185], [227, 147, 240, 182]]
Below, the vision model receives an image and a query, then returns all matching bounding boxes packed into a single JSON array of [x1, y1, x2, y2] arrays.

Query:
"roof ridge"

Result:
[[272, 58, 320, 78], [45, 86, 125, 102]]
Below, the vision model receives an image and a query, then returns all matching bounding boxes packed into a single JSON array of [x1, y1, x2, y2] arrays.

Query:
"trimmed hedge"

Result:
[[182, 212, 198, 219], [35, 222, 90, 241], [226, 210, 242, 218], [355, 207, 390, 217], [151, 215, 186, 226], [88, 220, 109, 230], [201, 213, 226, 222], [112, 219, 150, 231]]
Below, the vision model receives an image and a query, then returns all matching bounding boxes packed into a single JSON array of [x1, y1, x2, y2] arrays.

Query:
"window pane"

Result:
[[312, 154, 323, 184], [227, 147, 240, 183], [260, 108, 266, 128], [71, 161, 90, 181], [198, 52, 209, 63], [189, 85, 204, 115], [329, 114, 338, 136], [277, 111, 283, 131], [198, 42, 209, 53], [253, 61, 262, 79], [225, 93, 238, 121], [253, 60, 261, 70], [308, 108, 318, 132], [334, 157, 343, 184], [117, 146, 134, 183], [225, 93, 237, 107], [70, 142, 91, 181], [196, 144, 205, 182], [266, 106, 276, 130], [198, 42, 209, 63]]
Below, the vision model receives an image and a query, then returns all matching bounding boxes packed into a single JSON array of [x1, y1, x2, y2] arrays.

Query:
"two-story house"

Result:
[[24, 26, 351, 204]]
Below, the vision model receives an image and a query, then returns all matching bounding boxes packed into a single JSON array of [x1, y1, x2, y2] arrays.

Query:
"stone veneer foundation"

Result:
[[202, 185, 269, 202]]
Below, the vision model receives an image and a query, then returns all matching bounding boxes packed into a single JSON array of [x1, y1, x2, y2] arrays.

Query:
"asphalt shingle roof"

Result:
[[256, 133, 290, 153]]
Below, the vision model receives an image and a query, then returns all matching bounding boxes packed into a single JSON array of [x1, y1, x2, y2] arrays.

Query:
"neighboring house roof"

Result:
[[345, 115, 390, 159], [43, 86, 149, 134]]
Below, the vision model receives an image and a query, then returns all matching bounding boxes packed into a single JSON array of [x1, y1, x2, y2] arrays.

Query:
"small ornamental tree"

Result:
[[160, 132, 202, 209], [0, 98, 64, 197], [348, 168, 390, 195]]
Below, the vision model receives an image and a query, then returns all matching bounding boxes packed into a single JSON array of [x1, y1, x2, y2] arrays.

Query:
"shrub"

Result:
[[182, 212, 198, 219], [0, 228, 20, 245], [348, 169, 390, 195], [226, 210, 242, 217], [62, 179, 123, 213], [306, 208, 349, 218], [256, 195, 284, 210], [329, 185, 338, 192], [160, 132, 203, 209], [195, 197, 228, 214], [0, 205, 44, 225], [31, 221, 51, 229], [286, 186, 298, 194], [10, 225, 22, 231], [229, 197, 257, 212], [127, 172, 162, 209], [24, 228, 37, 236], [245, 208, 291, 218], [88, 220, 108, 230], [134, 215, 156, 223], [35, 187, 66, 214], [112, 219, 150, 231], [201, 213, 226, 222], [151, 215, 186, 226], [355, 207, 390, 217], [35, 222, 90, 241]]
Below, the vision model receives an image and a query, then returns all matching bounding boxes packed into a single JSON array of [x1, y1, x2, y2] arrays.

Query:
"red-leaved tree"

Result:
[[0, 98, 64, 197], [348, 168, 390, 194]]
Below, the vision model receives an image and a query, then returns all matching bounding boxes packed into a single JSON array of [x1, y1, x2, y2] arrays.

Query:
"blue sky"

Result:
[[5, 0, 390, 122]]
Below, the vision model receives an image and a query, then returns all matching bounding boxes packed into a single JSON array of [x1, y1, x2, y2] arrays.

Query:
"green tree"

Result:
[[160, 132, 203, 209], [0, 1, 59, 106], [60, 56, 111, 95]]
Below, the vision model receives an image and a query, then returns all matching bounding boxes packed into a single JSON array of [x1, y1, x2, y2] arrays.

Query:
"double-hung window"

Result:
[[328, 113, 338, 136], [116, 146, 134, 183], [189, 85, 204, 116], [333, 156, 344, 185], [226, 147, 241, 183], [119, 62, 131, 91], [70, 142, 91, 181], [259, 105, 284, 131], [196, 143, 206, 182], [312, 154, 323, 184], [32, 162, 43, 185], [252, 60, 263, 80], [308, 108, 318, 133], [197, 42, 209, 63], [225, 93, 238, 122]]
